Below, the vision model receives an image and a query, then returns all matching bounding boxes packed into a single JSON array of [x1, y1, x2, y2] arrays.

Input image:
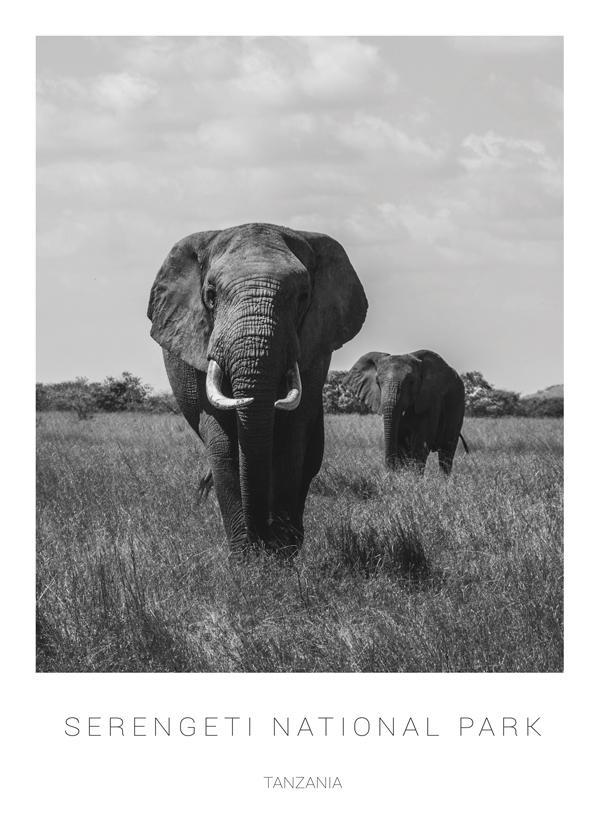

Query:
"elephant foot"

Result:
[[226, 520, 303, 561], [267, 535, 303, 562], [269, 514, 304, 556]]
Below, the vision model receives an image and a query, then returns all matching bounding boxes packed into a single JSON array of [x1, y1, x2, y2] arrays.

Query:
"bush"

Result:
[[38, 377, 96, 419], [61, 379, 97, 420], [92, 372, 151, 412], [144, 392, 179, 414], [461, 371, 563, 417], [36, 372, 156, 418], [519, 396, 563, 418], [464, 383, 521, 417], [36, 383, 49, 412]]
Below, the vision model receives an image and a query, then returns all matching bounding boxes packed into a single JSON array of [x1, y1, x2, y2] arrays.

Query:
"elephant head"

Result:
[[344, 350, 458, 470], [148, 223, 367, 548]]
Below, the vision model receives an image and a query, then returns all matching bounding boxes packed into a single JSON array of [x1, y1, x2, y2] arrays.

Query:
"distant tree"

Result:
[[519, 396, 563, 417], [144, 391, 179, 414], [36, 383, 49, 412], [462, 371, 493, 391], [93, 372, 152, 412], [36, 372, 153, 415], [462, 372, 521, 416], [54, 377, 96, 420]]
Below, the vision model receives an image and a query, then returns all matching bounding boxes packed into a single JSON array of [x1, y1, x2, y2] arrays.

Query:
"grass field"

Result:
[[36, 411, 563, 672]]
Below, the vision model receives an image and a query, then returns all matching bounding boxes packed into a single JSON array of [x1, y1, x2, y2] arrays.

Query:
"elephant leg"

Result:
[[395, 424, 414, 470], [395, 424, 422, 473], [164, 353, 240, 540], [394, 445, 409, 470], [436, 402, 462, 477], [270, 419, 309, 551], [385, 452, 398, 471], [411, 406, 441, 475], [299, 402, 325, 506], [414, 445, 429, 475], [202, 413, 245, 551], [408, 431, 429, 475], [438, 440, 458, 476], [271, 390, 324, 552]]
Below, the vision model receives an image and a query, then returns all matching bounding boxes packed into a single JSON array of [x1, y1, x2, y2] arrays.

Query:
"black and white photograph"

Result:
[[7, 1, 600, 835], [36, 34, 563, 673]]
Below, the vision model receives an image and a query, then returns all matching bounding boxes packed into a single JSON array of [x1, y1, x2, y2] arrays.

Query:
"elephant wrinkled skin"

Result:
[[344, 350, 467, 474], [148, 222, 367, 553]]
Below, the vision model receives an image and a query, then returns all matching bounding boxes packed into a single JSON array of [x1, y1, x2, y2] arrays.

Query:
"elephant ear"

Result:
[[296, 232, 368, 369], [343, 352, 389, 414], [147, 231, 219, 372], [413, 351, 447, 414]]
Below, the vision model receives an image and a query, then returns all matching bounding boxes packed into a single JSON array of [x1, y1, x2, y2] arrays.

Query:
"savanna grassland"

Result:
[[36, 412, 563, 672]]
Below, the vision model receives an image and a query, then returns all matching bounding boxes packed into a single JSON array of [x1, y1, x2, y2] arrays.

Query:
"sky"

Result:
[[37, 36, 563, 394]]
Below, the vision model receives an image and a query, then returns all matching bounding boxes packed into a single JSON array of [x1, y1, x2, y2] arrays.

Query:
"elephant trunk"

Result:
[[212, 300, 291, 546], [382, 383, 402, 470], [383, 408, 399, 470], [235, 396, 275, 544]]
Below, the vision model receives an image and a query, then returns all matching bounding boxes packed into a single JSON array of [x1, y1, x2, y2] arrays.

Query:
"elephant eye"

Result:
[[204, 286, 216, 310]]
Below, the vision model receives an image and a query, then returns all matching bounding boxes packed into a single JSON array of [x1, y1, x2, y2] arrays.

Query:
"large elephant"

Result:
[[148, 222, 368, 552], [344, 350, 467, 474]]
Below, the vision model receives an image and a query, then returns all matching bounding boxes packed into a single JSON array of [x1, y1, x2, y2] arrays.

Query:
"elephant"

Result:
[[344, 350, 468, 474], [148, 222, 368, 553]]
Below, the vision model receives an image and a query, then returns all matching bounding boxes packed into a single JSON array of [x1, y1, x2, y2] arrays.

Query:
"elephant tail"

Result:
[[459, 433, 469, 454]]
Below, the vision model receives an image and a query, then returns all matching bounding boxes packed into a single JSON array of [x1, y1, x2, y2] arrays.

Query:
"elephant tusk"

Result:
[[275, 361, 302, 411], [206, 360, 254, 410]]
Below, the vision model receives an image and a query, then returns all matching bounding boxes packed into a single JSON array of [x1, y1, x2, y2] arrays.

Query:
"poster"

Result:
[[5, 3, 595, 837]]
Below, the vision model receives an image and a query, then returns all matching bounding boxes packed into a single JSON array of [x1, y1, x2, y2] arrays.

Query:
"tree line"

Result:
[[36, 370, 563, 420]]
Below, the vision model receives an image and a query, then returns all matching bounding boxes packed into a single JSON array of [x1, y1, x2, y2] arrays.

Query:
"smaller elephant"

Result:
[[344, 350, 468, 474]]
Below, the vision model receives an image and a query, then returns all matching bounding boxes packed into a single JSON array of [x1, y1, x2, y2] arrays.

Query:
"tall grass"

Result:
[[36, 412, 563, 672]]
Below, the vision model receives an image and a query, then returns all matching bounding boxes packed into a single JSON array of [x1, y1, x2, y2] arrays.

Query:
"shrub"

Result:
[[92, 372, 151, 412], [144, 392, 179, 414], [463, 371, 521, 417], [41, 377, 96, 419], [36, 372, 159, 416], [36, 383, 49, 411], [519, 396, 563, 418], [461, 371, 563, 417]]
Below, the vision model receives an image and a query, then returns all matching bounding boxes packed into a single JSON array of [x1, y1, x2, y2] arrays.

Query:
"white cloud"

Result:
[[92, 73, 158, 111], [335, 114, 444, 163], [232, 42, 294, 105], [38, 71, 157, 112], [378, 202, 455, 245], [225, 37, 398, 108], [459, 131, 562, 200], [301, 37, 397, 100], [460, 132, 549, 169]]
